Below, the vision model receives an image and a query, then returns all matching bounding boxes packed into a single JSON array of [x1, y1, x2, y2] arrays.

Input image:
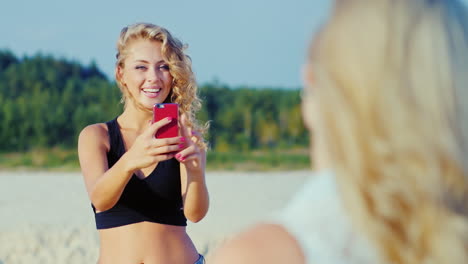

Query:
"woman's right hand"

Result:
[[123, 117, 185, 173]]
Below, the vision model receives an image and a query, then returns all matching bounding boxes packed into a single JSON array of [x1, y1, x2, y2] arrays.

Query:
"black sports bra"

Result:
[[92, 118, 187, 229]]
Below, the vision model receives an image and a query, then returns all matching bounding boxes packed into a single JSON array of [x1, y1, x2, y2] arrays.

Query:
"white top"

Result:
[[271, 170, 381, 264]]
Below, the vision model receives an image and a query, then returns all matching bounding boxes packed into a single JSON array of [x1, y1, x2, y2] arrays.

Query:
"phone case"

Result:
[[152, 103, 179, 138]]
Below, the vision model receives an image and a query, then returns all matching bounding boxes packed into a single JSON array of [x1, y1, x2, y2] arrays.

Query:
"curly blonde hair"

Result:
[[115, 23, 207, 148], [310, 0, 468, 263]]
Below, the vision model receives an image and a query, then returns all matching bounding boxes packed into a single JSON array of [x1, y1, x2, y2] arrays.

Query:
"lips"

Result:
[[142, 87, 161, 98]]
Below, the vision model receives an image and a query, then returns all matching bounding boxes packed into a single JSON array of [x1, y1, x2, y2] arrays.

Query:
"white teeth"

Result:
[[143, 88, 161, 93]]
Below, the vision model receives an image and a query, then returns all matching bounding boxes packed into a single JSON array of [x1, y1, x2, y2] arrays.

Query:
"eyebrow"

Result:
[[133, 59, 166, 64]]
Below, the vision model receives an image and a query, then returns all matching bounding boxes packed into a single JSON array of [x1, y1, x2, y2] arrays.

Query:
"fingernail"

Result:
[[175, 153, 181, 159], [178, 144, 185, 149], [180, 157, 186, 162], [191, 131, 196, 136], [166, 117, 172, 121], [180, 137, 186, 142]]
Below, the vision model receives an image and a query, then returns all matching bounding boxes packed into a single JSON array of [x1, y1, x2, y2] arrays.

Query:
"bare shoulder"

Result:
[[78, 123, 109, 151], [79, 123, 108, 140], [208, 223, 306, 264], [77, 123, 110, 172], [78, 123, 111, 190]]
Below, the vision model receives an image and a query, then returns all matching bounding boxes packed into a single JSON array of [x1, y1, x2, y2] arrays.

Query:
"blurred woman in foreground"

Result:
[[211, 0, 468, 263]]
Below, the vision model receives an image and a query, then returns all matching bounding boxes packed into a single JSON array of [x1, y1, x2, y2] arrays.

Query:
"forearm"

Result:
[[183, 171, 209, 222], [90, 153, 135, 212]]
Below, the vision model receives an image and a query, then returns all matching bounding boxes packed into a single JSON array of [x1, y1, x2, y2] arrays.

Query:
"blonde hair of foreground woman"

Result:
[[312, 0, 468, 263], [210, 0, 468, 263]]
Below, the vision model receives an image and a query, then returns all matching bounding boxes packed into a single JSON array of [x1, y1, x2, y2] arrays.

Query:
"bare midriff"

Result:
[[97, 221, 199, 264]]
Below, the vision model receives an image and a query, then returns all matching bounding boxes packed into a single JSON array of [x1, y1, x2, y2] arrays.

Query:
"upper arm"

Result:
[[77, 123, 110, 199], [208, 223, 306, 264]]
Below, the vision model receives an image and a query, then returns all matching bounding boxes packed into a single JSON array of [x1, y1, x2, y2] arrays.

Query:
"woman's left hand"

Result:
[[175, 114, 206, 173]]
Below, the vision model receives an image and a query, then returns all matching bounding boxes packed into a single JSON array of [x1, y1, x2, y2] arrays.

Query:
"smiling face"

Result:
[[117, 39, 173, 109]]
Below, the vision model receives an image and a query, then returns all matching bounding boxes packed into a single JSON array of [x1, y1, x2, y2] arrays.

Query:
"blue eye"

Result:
[[159, 65, 170, 71]]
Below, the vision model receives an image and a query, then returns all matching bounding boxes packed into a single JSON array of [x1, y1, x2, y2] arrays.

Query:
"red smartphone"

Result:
[[152, 103, 179, 138]]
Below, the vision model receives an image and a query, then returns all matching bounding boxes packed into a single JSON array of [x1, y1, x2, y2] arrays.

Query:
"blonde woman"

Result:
[[211, 0, 468, 263], [78, 23, 208, 264]]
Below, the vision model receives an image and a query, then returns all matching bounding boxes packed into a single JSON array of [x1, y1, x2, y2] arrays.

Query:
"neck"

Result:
[[311, 134, 331, 171], [118, 103, 153, 132]]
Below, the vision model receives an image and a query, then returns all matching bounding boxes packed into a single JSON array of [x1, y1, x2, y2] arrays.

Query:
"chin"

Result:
[[140, 98, 165, 108]]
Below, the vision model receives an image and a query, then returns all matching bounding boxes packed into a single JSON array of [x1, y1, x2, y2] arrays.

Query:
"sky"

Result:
[[0, 0, 330, 89]]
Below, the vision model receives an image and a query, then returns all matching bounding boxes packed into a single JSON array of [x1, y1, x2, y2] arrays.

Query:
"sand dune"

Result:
[[0, 170, 309, 263]]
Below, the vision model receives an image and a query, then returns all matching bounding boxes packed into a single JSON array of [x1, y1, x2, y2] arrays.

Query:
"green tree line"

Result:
[[0, 50, 308, 152]]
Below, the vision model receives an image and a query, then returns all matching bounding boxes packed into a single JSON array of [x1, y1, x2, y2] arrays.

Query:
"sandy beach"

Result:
[[0, 170, 310, 264]]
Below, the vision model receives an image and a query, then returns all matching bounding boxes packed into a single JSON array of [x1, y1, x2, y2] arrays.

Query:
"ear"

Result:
[[301, 64, 315, 88], [115, 66, 125, 84]]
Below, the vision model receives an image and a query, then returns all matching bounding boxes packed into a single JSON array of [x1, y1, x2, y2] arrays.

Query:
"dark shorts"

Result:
[[194, 254, 205, 264]]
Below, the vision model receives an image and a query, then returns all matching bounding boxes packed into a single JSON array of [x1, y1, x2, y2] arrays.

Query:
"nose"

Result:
[[146, 67, 160, 83]]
